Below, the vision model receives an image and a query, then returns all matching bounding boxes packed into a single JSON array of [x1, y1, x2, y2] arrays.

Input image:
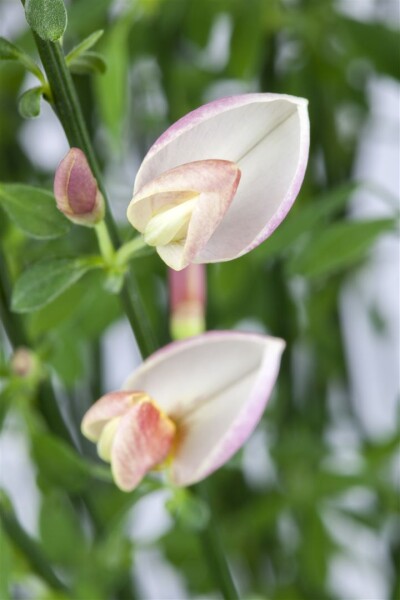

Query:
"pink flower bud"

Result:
[[54, 148, 105, 226], [169, 264, 206, 339]]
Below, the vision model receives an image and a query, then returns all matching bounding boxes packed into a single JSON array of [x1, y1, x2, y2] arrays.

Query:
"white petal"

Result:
[[134, 94, 309, 263], [123, 332, 285, 486]]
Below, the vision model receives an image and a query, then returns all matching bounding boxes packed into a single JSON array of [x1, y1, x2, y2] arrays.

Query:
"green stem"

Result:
[[194, 482, 239, 600], [0, 492, 69, 593], [115, 235, 147, 266], [95, 220, 115, 264], [32, 35, 157, 357], [27, 19, 235, 600], [0, 246, 26, 348]]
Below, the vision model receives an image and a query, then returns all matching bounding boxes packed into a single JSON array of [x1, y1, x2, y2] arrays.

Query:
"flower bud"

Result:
[[11, 347, 40, 379], [54, 148, 105, 226], [169, 264, 206, 339]]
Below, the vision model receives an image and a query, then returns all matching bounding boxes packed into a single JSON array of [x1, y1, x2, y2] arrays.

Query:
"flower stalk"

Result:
[[0, 491, 69, 593], [95, 220, 115, 265], [31, 33, 156, 357]]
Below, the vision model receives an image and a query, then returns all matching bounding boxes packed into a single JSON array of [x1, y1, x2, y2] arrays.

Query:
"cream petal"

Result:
[[81, 391, 145, 442], [123, 332, 285, 486], [97, 416, 120, 462], [111, 400, 176, 492], [144, 198, 197, 247], [134, 94, 309, 263]]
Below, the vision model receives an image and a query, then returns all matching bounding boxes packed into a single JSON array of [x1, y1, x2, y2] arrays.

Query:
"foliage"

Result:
[[0, 0, 398, 599]]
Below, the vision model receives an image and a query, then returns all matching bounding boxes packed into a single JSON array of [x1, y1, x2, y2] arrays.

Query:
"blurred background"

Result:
[[0, 0, 399, 599]]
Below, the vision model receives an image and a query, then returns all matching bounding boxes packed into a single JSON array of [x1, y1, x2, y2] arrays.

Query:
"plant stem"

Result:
[[95, 220, 115, 264], [32, 35, 157, 357], [194, 482, 239, 600], [0, 491, 69, 593], [115, 235, 147, 266], [26, 19, 236, 600], [0, 246, 26, 348]]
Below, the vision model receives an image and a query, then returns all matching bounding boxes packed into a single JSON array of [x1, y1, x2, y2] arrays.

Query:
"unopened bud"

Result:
[[54, 148, 105, 226], [169, 264, 206, 339], [11, 347, 39, 379]]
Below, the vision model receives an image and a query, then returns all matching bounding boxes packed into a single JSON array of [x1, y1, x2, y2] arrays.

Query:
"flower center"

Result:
[[143, 194, 198, 247]]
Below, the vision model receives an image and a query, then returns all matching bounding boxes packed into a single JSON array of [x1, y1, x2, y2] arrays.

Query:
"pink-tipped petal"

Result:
[[128, 159, 241, 270], [81, 391, 144, 442], [123, 332, 285, 487], [111, 400, 176, 492], [134, 94, 309, 263]]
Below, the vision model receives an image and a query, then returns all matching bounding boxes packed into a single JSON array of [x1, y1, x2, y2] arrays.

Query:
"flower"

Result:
[[54, 148, 105, 226], [127, 93, 309, 270], [169, 264, 206, 339], [81, 331, 285, 491]]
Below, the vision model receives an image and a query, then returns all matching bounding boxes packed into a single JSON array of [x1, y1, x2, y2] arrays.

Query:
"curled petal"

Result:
[[128, 159, 241, 270], [81, 391, 145, 442], [124, 332, 285, 487], [111, 400, 176, 492], [133, 94, 309, 263]]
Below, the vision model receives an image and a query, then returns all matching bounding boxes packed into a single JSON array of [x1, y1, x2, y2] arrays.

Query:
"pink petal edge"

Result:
[[81, 391, 141, 442], [137, 93, 307, 187], [173, 336, 285, 486], [122, 332, 285, 487]]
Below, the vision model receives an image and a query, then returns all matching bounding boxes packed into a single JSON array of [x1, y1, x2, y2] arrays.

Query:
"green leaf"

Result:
[[339, 17, 400, 81], [31, 433, 90, 492], [18, 86, 43, 119], [68, 51, 107, 75], [11, 257, 97, 313], [0, 525, 12, 600], [50, 336, 86, 387], [94, 17, 131, 148], [0, 36, 45, 83], [0, 37, 22, 61], [0, 184, 70, 239], [288, 218, 397, 278], [25, 0, 68, 42], [39, 494, 87, 566], [65, 29, 104, 64], [29, 271, 121, 339]]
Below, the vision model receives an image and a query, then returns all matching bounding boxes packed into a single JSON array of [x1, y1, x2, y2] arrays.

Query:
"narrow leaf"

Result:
[[39, 494, 87, 566], [0, 37, 22, 61], [65, 29, 104, 64], [95, 18, 130, 148], [0, 36, 45, 83], [288, 218, 397, 278], [18, 86, 42, 119], [11, 258, 96, 313], [31, 433, 90, 492], [69, 51, 107, 75], [25, 0, 67, 42], [0, 184, 70, 239]]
